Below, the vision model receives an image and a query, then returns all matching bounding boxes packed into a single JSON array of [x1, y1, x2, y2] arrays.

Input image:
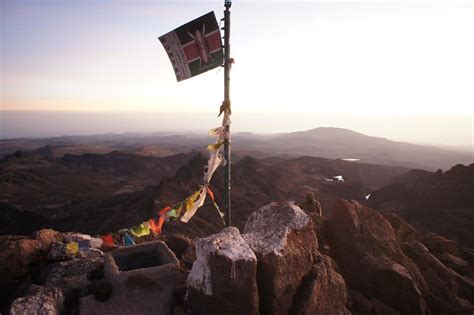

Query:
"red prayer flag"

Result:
[[101, 234, 115, 246]]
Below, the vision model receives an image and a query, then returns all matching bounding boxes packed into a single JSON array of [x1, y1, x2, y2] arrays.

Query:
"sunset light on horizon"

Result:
[[1, 0, 473, 146]]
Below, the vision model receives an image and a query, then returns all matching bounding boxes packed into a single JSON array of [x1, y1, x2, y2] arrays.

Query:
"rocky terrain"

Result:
[[1, 200, 473, 314], [369, 164, 474, 248], [0, 147, 409, 236], [1, 130, 473, 314]]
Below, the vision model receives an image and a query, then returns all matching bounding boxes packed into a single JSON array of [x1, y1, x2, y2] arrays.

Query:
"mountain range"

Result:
[[1, 127, 472, 248], [2, 127, 472, 170]]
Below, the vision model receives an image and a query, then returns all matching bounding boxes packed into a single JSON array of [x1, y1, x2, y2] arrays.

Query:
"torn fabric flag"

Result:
[[101, 234, 115, 247], [209, 126, 225, 137], [78, 240, 91, 251], [159, 11, 223, 82], [206, 186, 225, 220], [181, 188, 207, 223], [130, 222, 151, 238], [204, 151, 224, 183], [66, 242, 79, 254], [149, 218, 160, 235], [207, 141, 225, 151], [123, 233, 136, 246]]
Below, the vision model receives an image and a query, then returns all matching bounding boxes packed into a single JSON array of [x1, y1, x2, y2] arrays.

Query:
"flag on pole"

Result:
[[159, 11, 224, 82]]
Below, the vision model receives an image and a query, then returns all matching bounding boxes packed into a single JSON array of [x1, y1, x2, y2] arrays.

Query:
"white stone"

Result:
[[243, 201, 310, 256], [187, 227, 256, 296]]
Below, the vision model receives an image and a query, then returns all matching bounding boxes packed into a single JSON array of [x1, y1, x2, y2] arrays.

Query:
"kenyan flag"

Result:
[[159, 11, 224, 82]]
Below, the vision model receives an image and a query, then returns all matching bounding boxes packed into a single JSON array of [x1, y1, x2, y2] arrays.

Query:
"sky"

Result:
[[1, 0, 473, 147]]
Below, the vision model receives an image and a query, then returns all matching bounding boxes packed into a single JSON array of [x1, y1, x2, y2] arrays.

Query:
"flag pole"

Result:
[[223, 0, 232, 227]]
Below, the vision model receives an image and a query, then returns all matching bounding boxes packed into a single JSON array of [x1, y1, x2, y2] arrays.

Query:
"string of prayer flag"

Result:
[[123, 233, 136, 246], [66, 242, 79, 254]]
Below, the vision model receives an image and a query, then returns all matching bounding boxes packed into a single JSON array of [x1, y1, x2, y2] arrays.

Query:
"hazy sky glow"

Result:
[[1, 0, 473, 146]]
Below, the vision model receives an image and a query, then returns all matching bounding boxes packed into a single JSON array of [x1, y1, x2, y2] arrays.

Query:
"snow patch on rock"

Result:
[[187, 227, 256, 296]]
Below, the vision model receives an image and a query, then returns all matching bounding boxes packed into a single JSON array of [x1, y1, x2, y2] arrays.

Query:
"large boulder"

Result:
[[187, 227, 259, 315], [47, 242, 73, 262], [289, 252, 350, 315], [0, 236, 42, 282], [35, 229, 62, 248], [326, 199, 427, 314], [243, 201, 318, 315], [46, 257, 103, 313], [10, 285, 64, 315]]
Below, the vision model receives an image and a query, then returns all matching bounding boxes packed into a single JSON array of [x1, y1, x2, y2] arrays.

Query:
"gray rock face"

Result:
[[187, 227, 259, 315], [10, 285, 64, 315], [45, 257, 103, 305], [243, 201, 318, 315], [47, 242, 72, 262]]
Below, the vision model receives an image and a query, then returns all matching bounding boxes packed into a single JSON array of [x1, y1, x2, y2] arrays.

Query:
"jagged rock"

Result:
[[308, 212, 328, 253], [290, 252, 350, 315], [10, 285, 64, 315], [326, 199, 427, 314], [0, 237, 42, 282], [460, 248, 474, 269], [299, 192, 322, 216], [434, 252, 472, 276], [422, 234, 459, 256], [47, 242, 72, 262], [35, 229, 62, 248], [77, 248, 104, 260], [187, 227, 259, 315], [180, 244, 196, 270], [383, 212, 422, 243], [401, 240, 473, 314], [63, 233, 92, 243], [45, 257, 103, 310], [165, 234, 193, 259], [348, 290, 400, 315], [243, 201, 317, 315]]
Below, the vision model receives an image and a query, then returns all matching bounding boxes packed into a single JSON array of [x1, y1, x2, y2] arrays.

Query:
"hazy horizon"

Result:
[[1, 1, 472, 152], [1, 110, 472, 152]]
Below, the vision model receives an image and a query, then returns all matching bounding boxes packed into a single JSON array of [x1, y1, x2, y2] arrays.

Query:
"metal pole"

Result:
[[223, 0, 232, 227]]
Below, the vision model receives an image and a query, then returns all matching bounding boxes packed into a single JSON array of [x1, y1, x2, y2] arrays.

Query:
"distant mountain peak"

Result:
[[293, 127, 368, 137]]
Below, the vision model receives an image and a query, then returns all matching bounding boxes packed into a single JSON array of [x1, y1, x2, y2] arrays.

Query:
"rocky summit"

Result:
[[1, 199, 473, 314]]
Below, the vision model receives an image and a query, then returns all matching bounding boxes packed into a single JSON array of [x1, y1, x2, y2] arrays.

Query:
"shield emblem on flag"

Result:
[[159, 11, 224, 82]]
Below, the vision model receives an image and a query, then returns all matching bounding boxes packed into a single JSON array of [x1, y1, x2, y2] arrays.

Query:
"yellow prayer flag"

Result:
[[207, 141, 225, 151], [66, 242, 79, 254]]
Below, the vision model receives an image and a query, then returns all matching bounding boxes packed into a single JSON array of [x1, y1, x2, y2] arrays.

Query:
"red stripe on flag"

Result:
[[183, 44, 199, 63], [205, 32, 222, 52]]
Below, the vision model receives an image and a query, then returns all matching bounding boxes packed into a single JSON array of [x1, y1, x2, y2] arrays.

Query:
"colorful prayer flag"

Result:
[[66, 242, 79, 254], [101, 234, 115, 247], [123, 233, 136, 246], [207, 141, 225, 151], [149, 218, 161, 235], [159, 11, 223, 82], [130, 222, 151, 238], [181, 188, 207, 223], [78, 240, 91, 251]]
